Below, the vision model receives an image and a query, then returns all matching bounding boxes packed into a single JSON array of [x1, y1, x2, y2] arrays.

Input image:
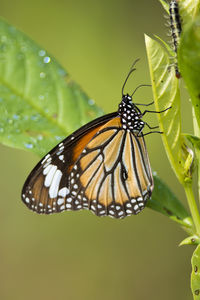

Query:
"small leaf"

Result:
[[180, 235, 200, 246], [145, 34, 186, 183], [181, 135, 194, 183], [158, 0, 169, 14], [184, 134, 200, 150], [179, 17, 200, 131], [147, 174, 193, 229], [0, 19, 103, 156], [191, 244, 200, 299]]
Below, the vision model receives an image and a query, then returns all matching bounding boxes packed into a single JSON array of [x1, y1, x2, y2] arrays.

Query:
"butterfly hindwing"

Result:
[[64, 117, 153, 218]]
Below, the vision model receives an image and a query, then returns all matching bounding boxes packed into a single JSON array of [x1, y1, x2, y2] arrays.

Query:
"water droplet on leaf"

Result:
[[39, 50, 46, 57], [58, 68, 66, 76], [44, 56, 51, 63], [13, 114, 20, 120], [40, 72, 46, 78], [55, 136, 63, 141], [88, 99, 95, 105], [24, 143, 33, 149], [39, 95, 45, 100]]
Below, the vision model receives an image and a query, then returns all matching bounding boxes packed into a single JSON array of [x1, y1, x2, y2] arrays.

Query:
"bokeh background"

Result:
[[0, 0, 194, 299]]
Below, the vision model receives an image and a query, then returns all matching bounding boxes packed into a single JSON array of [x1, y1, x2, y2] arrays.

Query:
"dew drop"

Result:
[[88, 99, 95, 105], [58, 68, 66, 76], [8, 119, 13, 124], [40, 72, 46, 78], [37, 135, 43, 141], [24, 143, 33, 149], [153, 171, 157, 176], [44, 56, 51, 63], [13, 114, 20, 120], [0, 128, 4, 133], [39, 95, 45, 100], [39, 50, 46, 57], [55, 136, 63, 141], [31, 114, 39, 120]]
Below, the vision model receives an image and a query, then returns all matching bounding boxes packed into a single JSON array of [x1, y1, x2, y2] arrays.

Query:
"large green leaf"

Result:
[[158, 0, 169, 14], [191, 244, 200, 298], [145, 35, 187, 183], [147, 174, 193, 230], [0, 19, 103, 156]]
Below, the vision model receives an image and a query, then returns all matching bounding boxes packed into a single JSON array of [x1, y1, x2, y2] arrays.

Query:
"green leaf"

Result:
[[179, 0, 200, 24], [154, 35, 175, 58], [147, 174, 193, 229], [145, 34, 186, 183], [179, 17, 200, 131], [184, 134, 200, 149], [191, 244, 200, 298], [158, 0, 169, 14], [180, 235, 200, 246], [0, 19, 103, 156]]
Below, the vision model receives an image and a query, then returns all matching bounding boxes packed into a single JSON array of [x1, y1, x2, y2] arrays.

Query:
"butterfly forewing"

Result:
[[21, 112, 118, 214]]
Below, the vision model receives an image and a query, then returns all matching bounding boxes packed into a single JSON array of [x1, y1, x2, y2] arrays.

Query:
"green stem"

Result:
[[184, 183, 200, 236], [193, 107, 200, 205]]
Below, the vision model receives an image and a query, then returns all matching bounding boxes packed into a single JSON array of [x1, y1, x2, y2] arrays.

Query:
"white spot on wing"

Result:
[[58, 187, 69, 197], [57, 198, 64, 205], [49, 169, 62, 198], [59, 155, 64, 161], [43, 164, 52, 175], [44, 165, 57, 187]]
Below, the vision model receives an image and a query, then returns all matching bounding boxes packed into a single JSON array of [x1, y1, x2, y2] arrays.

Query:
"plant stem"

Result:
[[193, 107, 200, 205], [184, 183, 200, 236]]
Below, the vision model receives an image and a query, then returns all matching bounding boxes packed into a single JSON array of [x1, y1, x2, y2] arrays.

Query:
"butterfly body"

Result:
[[22, 94, 154, 219]]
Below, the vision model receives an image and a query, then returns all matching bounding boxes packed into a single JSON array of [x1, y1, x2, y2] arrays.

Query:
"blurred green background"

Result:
[[0, 0, 194, 299]]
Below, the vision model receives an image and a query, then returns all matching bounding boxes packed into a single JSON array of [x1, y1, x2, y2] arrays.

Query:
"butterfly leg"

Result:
[[143, 122, 159, 130], [142, 106, 172, 116], [134, 101, 154, 106]]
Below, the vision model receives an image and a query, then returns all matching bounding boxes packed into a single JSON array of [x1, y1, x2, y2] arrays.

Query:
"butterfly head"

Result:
[[118, 94, 145, 132]]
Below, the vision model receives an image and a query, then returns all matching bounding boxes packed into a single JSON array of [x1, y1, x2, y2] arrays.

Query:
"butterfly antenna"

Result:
[[121, 58, 140, 96], [131, 84, 151, 97]]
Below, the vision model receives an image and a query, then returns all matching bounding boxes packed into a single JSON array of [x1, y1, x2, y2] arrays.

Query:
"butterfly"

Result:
[[169, 0, 182, 78], [21, 60, 168, 219]]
